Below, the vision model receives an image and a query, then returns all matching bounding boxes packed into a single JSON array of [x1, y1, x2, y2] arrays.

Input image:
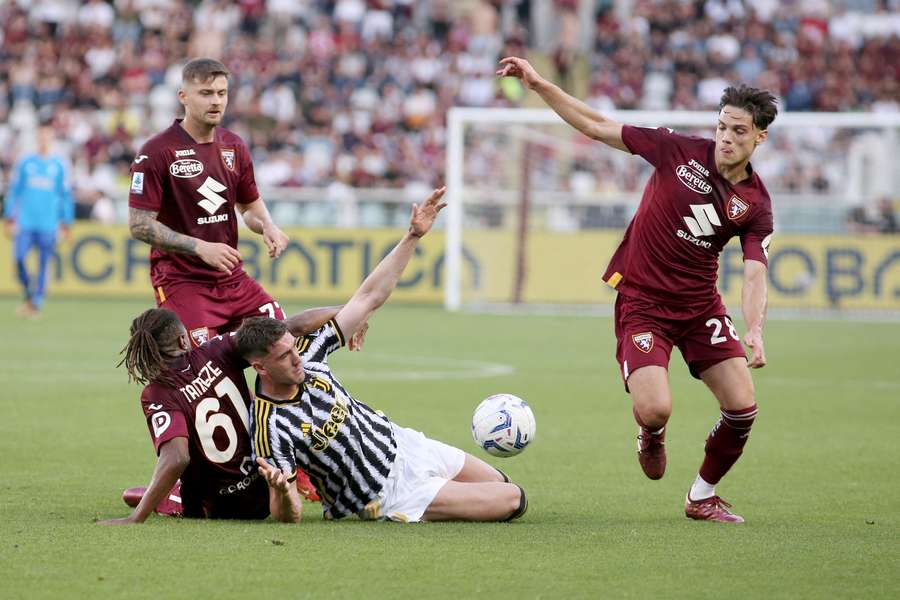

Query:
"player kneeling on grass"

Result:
[[241, 187, 527, 523], [99, 304, 361, 525]]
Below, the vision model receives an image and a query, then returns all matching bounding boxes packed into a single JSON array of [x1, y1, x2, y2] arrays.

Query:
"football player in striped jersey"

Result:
[[242, 187, 528, 523]]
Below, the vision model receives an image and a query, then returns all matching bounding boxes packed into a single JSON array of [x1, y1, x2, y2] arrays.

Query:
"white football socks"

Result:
[[689, 475, 716, 501]]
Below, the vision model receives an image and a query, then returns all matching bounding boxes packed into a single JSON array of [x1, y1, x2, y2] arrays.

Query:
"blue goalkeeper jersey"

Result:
[[3, 153, 74, 232]]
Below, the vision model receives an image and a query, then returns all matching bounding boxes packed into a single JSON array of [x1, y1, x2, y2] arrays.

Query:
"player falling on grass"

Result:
[[239, 188, 528, 523], [127, 57, 319, 500], [99, 305, 364, 524], [499, 57, 776, 523]]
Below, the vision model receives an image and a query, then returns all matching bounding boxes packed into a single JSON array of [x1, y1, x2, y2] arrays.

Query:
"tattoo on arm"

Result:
[[129, 207, 199, 255]]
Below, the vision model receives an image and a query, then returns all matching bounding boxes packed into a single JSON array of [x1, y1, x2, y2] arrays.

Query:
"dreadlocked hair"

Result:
[[117, 308, 184, 387]]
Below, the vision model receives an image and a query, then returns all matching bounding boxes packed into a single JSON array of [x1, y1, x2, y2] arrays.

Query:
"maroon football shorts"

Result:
[[155, 275, 286, 347], [614, 293, 747, 391]]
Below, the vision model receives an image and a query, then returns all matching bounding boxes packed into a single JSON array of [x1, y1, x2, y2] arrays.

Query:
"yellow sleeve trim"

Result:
[[605, 272, 623, 289], [253, 400, 273, 458], [157, 286, 166, 303]]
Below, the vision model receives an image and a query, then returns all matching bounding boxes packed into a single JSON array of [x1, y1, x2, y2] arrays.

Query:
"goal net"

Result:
[[443, 108, 900, 316]]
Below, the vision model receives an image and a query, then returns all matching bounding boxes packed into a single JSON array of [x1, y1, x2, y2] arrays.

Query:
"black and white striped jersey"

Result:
[[251, 319, 397, 519]]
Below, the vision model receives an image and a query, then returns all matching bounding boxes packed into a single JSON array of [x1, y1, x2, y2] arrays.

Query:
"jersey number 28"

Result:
[[705, 316, 740, 345]]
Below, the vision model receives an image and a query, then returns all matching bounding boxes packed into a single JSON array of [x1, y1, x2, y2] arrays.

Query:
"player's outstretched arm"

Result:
[[497, 57, 627, 152], [236, 199, 289, 258], [335, 187, 447, 340], [129, 207, 242, 274], [257, 458, 302, 523], [284, 305, 369, 351], [285, 306, 342, 337], [742, 259, 768, 369], [97, 438, 190, 525]]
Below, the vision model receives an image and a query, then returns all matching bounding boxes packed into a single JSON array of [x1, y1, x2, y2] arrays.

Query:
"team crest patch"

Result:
[[632, 332, 654, 354], [220, 148, 235, 171], [190, 327, 210, 346], [727, 195, 750, 221]]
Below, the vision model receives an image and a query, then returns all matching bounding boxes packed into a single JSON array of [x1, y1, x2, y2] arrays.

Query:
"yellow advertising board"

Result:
[[461, 230, 900, 310], [0, 224, 448, 303], [2, 224, 898, 311]]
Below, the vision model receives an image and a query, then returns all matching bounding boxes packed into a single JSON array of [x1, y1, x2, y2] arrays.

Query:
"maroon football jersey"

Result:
[[603, 126, 773, 317], [140, 333, 268, 518], [129, 119, 260, 288]]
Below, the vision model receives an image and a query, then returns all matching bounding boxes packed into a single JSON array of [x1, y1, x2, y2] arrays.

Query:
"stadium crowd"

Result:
[[0, 0, 897, 224]]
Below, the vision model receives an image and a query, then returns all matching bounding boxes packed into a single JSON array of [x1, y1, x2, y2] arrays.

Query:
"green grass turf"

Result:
[[0, 297, 897, 599]]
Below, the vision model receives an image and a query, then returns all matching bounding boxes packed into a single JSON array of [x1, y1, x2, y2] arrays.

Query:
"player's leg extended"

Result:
[[452, 453, 508, 483], [685, 357, 757, 523], [13, 231, 34, 304], [629, 366, 673, 431], [31, 231, 57, 310], [628, 366, 672, 480], [697, 357, 757, 488], [614, 295, 675, 480], [423, 480, 525, 522]]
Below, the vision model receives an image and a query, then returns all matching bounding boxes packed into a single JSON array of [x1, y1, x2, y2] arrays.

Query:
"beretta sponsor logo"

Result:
[[675, 164, 712, 194], [170, 159, 204, 178]]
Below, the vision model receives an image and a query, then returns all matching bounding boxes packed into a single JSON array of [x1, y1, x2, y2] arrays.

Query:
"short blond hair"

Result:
[[182, 58, 230, 84]]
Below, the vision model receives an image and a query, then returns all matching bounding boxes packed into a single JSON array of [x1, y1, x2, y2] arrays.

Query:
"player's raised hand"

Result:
[[744, 328, 767, 369], [348, 320, 368, 351], [263, 224, 289, 258], [409, 186, 447, 238], [256, 457, 292, 494], [497, 57, 544, 90], [197, 240, 242, 274]]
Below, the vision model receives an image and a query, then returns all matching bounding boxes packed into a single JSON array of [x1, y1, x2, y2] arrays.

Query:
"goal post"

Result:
[[444, 107, 900, 314]]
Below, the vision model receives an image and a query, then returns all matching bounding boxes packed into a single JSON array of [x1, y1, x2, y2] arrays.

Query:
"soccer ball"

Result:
[[471, 394, 536, 457]]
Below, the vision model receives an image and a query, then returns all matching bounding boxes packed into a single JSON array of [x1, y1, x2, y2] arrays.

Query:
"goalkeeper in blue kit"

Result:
[[3, 122, 74, 317]]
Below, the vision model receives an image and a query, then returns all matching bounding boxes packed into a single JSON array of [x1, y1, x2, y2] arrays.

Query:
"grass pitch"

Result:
[[0, 297, 897, 599]]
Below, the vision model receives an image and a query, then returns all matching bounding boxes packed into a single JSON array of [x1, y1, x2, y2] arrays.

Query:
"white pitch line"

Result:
[[334, 353, 516, 381]]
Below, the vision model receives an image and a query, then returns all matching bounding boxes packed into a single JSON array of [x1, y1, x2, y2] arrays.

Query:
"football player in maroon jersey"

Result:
[[499, 57, 777, 523], [98, 306, 366, 524], [127, 58, 327, 499], [128, 57, 289, 347]]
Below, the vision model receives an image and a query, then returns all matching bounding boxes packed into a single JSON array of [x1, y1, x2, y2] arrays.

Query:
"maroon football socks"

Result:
[[699, 404, 758, 484]]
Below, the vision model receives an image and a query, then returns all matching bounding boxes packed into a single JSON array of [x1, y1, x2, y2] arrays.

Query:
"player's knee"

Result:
[[721, 386, 756, 412], [636, 403, 671, 429], [503, 484, 527, 522]]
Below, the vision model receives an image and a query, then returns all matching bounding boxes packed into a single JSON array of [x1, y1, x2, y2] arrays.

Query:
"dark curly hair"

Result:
[[117, 308, 184, 387], [720, 85, 778, 130]]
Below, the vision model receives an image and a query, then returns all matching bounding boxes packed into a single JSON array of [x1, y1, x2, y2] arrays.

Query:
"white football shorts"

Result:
[[359, 424, 465, 523]]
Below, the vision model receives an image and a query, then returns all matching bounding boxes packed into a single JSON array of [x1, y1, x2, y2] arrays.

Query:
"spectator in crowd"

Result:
[[0, 0, 896, 213], [846, 197, 899, 234]]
